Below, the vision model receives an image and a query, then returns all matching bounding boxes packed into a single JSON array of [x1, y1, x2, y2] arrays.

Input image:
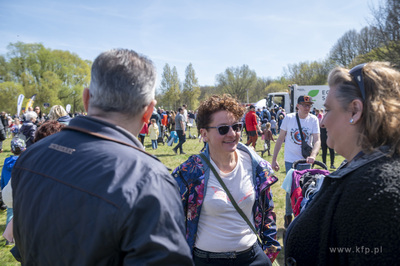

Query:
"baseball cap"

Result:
[[298, 95, 313, 104]]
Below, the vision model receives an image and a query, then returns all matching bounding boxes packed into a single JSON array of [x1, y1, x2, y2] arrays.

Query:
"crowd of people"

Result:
[[0, 105, 82, 151], [0, 48, 399, 265]]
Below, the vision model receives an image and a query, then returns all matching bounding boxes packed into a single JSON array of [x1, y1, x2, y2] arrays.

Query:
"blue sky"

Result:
[[0, 0, 379, 89]]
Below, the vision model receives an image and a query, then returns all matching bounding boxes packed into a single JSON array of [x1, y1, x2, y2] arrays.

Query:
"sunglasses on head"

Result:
[[349, 63, 367, 100], [205, 122, 243, 135]]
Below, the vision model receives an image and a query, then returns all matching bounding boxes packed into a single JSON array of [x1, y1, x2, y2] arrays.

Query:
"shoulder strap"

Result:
[[198, 153, 262, 244], [62, 126, 161, 162], [296, 113, 305, 143]]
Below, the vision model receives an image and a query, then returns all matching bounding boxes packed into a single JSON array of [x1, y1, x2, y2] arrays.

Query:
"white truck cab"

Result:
[[267, 84, 330, 113]]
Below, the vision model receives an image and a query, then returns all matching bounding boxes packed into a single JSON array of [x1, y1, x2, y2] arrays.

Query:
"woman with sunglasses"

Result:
[[285, 62, 400, 265], [172, 94, 281, 265]]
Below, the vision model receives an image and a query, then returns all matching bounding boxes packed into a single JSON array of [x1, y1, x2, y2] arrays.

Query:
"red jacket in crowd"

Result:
[[245, 110, 258, 131]]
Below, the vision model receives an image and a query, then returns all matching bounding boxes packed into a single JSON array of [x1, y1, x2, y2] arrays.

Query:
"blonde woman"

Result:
[[285, 62, 400, 265], [48, 105, 71, 125]]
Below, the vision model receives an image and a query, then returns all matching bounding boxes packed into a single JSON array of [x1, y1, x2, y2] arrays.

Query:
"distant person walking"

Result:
[[245, 105, 259, 149], [149, 118, 159, 150], [271, 95, 321, 229], [261, 122, 275, 157], [173, 107, 186, 155], [138, 122, 148, 146]]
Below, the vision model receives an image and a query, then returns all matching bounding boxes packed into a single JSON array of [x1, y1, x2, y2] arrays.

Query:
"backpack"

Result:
[[13, 131, 28, 143]]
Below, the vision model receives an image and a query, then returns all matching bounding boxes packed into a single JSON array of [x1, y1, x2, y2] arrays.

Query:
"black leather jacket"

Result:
[[12, 116, 193, 265]]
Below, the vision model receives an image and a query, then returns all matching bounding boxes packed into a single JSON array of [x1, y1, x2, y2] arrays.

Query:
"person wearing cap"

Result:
[[271, 95, 321, 229], [245, 105, 261, 149], [11, 49, 193, 265]]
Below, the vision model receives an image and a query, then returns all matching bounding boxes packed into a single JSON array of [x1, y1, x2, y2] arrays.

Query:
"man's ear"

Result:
[[142, 100, 157, 124], [83, 88, 90, 112]]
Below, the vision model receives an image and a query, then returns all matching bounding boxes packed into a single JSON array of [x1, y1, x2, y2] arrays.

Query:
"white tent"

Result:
[[254, 99, 266, 111]]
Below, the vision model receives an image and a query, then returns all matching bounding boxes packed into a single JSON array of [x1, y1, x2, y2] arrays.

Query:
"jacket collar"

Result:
[[69, 116, 144, 149], [328, 146, 390, 179]]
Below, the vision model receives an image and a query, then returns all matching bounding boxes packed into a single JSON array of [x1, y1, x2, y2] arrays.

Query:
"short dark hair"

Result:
[[196, 94, 244, 132]]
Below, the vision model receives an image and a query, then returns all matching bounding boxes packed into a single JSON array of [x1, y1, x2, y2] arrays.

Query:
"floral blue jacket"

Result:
[[172, 143, 281, 262]]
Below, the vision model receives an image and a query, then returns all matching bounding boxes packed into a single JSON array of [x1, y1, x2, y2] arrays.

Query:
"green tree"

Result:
[[248, 77, 274, 102], [328, 30, 359, 67], [369, 0, 400, 67], [182, 63, 200, 110], [2, 42, 90, 113], [215, 65, 257, 103], [0, 55, 9, 82], [0, 81, 24, 114], [284, 60, 332, 85], [265, 77, 291, 95], [198, 85, 217, 103], [357, 26, 381, 55], [159, 64, 181, 110]]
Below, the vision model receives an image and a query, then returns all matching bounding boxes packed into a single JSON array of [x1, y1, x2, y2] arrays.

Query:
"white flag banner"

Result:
[[17, 94, 25, 117], [66, 104, 71, 113]]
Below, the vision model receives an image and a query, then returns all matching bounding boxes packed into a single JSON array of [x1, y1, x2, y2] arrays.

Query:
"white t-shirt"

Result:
[[183, 109, 188, 123], [2, 179, 12, 207], [280, 112, 320, 163], [195, 149, 257, 252]]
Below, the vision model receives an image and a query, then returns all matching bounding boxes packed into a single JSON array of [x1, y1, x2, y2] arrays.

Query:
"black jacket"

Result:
[[20, 122, 37, 147], [12, 116, 193, 265], [285, 146, 400, 266]]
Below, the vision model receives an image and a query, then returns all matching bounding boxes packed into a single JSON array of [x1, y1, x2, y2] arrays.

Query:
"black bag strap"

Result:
[[198, 153, 262, 244], [296, 113, 306, 143]]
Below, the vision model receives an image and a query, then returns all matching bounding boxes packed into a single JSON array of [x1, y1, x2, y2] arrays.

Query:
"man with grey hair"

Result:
[[11, 49, 193, 265], [19, 111, 37, 147]]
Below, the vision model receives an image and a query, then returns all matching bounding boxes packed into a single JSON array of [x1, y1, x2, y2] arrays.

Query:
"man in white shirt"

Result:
[[182, 104, 188, 124], [271, 95, 321, 228]]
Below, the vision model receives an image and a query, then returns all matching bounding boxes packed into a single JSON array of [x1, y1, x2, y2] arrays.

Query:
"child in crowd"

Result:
[[10, 118, 21, 137], [148, 118, 159, 150], [270, 116, 277, 135], [138, 122, 148, 147], [1, 138, 26, 245], [261, 122, 275, 157], [7, 117, 14, 138]]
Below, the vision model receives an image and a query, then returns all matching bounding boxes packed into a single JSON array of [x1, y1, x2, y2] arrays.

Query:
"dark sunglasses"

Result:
[[206, 122, 243, 135], [349, 63, 367, 100]]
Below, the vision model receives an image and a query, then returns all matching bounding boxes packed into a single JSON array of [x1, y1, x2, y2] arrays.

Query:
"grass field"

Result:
[[0, 130, 343, 265]]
